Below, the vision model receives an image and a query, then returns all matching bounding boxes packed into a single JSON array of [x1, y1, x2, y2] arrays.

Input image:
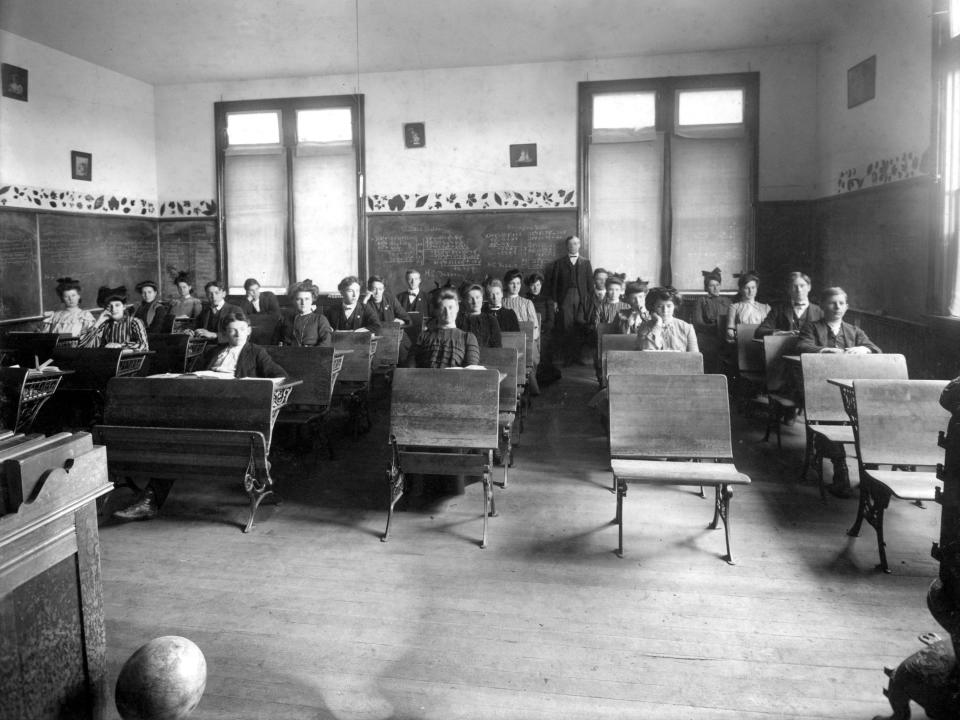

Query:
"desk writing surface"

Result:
[[367, 209, 576, 295]]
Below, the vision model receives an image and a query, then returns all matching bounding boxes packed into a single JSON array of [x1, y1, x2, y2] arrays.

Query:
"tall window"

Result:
[[935, 0, 960, 315], [578, 74, 758, 290], [215, 96, 364, 293]]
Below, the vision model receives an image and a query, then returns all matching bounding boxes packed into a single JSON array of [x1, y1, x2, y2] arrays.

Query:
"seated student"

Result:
[[589, 267, 609, 316], [274, 279, 332, 347], [412, 289, 480, 368], [484, 278, 520, 332], [238, 277, 281, 316], [168, 271, 203, 321], [366, 275, 411, 363], [195, 280, 242, 341], [797, 287, 881, 355], [615, 279, 650, 334], [457, 283, 502, 348], [398, 268, 427, 314], [693, 267, 732, 333], [755, 271, 823, 338], [113, 312, 287, 521], [591, 273, 630, 327], [726, 271, 770, 343], [797, 287, 880, 497], [42, 277, 96, 336], [637, 287, 699, 352], [325, 276, 381, 332], [80, 287, 149, 351], [132, 280, 170, 334], [503, 268, 542, 394]]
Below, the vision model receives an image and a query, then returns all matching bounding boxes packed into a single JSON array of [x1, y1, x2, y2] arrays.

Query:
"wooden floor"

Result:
[[97, 364, 942, 720]]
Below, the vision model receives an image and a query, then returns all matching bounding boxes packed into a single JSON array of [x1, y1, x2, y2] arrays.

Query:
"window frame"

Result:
[[214, 94, 366, 291], [577, 73, 759, 288]]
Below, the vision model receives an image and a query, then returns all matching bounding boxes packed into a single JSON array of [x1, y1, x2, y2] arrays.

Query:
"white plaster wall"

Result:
[[816, 0, 932, 196], [155, 43, 818, 204], [0, 30, 157, 199]]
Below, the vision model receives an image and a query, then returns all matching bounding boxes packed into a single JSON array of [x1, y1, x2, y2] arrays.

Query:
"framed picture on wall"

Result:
[[71, 151, 92, 181], [847, 55, 876, 109], [404, 122, 425, 148], [510, 143, 537, 168], [1, 63, 28, 102]]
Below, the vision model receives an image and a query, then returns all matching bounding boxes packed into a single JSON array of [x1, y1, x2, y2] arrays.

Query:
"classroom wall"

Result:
[[815, 0, 932, 197], [154, 44, 819, 206], [0, 29, 157, 202]]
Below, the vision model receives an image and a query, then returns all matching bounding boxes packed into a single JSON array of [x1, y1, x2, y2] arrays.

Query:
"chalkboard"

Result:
[[366, 210, 577, 295], [158, 219, 219, 297], [38, 214, 159, 312], [0, 211, 41, 321]]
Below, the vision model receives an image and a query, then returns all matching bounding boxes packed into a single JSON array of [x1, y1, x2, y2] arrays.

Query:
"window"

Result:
[[215, 96, 364, 293], [935, 1, 960, 315], [578, 74, 758, 290]]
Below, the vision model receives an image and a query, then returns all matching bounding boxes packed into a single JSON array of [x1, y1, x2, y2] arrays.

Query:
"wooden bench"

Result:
[[751, 334, 800, 448], [93, 376, 299, 532], [478, 346, 519, 486], [728, 322, 762, 399], [846, 379, 949, 572], [500, 332, 527, 432], [608, 373, 751, 563], [796, 353, 908, 497], [383, 368, 501, 547], [147, 333, 207, 374], [331, 331, 378, 439], [0, 367, 71, 434], [0, 432, 112, 718], [372, 325, 404, 381], [599, 333, 641, 386], [264, 346, 344, 460]]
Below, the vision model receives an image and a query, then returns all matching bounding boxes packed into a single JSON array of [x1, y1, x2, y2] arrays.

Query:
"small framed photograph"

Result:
[[847, 55, 876, 109], [404, 122, 425, 149], [71, 151, 92, 181], [510, 143, 537, 168], [1, 63, 28, 102]]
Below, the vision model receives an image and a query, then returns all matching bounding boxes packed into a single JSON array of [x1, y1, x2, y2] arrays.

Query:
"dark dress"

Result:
[[274, 311, 333, 347], [413, 325, 480, 368], [485, 306, 520, 333], [132, 300, 170, 334], [457, 312, 502, 348]]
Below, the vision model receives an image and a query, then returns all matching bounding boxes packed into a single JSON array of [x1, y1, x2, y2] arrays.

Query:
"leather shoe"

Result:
[[828, 483, 853, 499], [113, 493, 158, 521]]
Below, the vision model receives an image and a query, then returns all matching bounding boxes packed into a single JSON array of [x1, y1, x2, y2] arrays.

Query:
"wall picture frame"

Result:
[[71, 151, 92, 181], [1, 63, 28, 102], [404, 122, 425, 148], [510, 143, 537, 168], [847, 55, 876, 109]]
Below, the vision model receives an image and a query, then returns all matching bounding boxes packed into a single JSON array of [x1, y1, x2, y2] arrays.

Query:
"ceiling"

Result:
[[0, 0, 853, 86]]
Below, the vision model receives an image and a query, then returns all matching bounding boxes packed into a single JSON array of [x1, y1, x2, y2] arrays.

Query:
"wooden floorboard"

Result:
[[95, 364, 941, 719]]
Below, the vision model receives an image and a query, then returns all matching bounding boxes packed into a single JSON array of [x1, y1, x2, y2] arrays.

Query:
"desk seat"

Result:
[[611, 459, 750, 486], [863, 470, 941, 501]]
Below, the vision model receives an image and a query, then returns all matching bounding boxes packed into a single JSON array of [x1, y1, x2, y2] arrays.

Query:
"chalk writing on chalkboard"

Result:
[[0, 211, 42, 321], [367, 210, 577, 295]]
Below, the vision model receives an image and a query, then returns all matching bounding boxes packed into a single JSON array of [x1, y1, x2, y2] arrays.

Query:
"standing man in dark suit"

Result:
[[548, 235, 593, 365]]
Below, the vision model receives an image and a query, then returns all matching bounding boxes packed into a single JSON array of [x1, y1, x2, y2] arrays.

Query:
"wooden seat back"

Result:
[[104, 376, 275, 443], [478, 347, 519, 415], [0, 332, 65, 366], [404, 311, 423, 344], [609, 374, 734, 460], [264, 346, 338, 408], [762, 334, 800, 393], [390, 368, 499, 450], [854, 379, 949, 467], [52, 347, 124, 388], [500, 332, 527, 385], [332, 331, 375, 384], [147, 333, 191, 373], [518, 320, 535, 367], [373, 325, 404, 371], [735, 323, 762, 374], [604, 350, 703, 380], [802, 353, 908, 423], [248, 313, 281, 346]]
